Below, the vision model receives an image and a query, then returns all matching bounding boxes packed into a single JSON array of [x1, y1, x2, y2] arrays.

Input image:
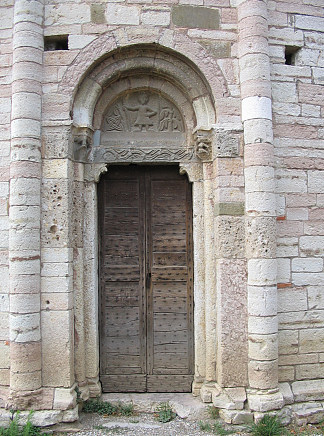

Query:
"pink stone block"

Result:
[[10, 162, 41, 179], [244, 143, 274, 167], [274, 124, 318, 140], [277, 220, 304, 237], [298, 83, 324, 105]]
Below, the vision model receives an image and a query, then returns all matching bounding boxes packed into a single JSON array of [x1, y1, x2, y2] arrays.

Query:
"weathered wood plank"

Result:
[[147, 375, 193, 392], [153, 252, 186, 266], [151, 267, 187, 281], [101, 375, 146, 393], [153, 296, 187, 313]]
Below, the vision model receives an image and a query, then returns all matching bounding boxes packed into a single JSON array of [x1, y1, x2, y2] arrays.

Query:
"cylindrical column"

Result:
[[203, 163, 217, 382], [238, 0, 280, 404], [192, 178, 206, 392], [9, 0, 44, 407]]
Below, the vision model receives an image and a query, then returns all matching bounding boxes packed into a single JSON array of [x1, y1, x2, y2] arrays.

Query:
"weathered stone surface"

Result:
[[248, 391, 284, 412], [219, 409, 254, 425], [172, 6, 220, 30], [91, 4, 106, 25], [279, 382, 294, 405], [215, 216, 244, 258], [214, 202, 244, 216], [292, 380, 324, 402], [212, 385, 235, 410], [54, 386, 77, 410], [216, 259, 248, 387], [292, 402, 324, 425], [224, 387, 246, 410]]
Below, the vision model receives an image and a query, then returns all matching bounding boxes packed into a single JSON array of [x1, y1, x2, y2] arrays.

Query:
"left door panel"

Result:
[[99, 167, 147, 392]]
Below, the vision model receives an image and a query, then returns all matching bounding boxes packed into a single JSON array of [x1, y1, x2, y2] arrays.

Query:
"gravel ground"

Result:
[[51, 412, 248, 436], [47, 411, 324, 436]]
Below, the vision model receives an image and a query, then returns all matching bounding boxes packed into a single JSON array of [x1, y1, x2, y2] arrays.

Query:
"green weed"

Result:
[[199, 420, 212, 431], [212, 421, 233, 435], [119, 402, 134, 416], [199, 419, 233, 435], [154, 402, 176, 423], [208, 406, 219, 420], [83, 398, 133, 417], [249, 414, 286, 436], [0, 411, 42, 436]]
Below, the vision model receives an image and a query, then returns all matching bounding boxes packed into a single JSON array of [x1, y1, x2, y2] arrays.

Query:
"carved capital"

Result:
[[84, 163, 108, 183], [179, 162, 203, 182], [72, 126, 93, 162], [194, 128, 213, 162]]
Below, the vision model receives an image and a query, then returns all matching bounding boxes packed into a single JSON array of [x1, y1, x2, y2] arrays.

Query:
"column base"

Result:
[[87, 376, 102, 397], [7, 388, 53, 411], [247, 388, 284, 412]]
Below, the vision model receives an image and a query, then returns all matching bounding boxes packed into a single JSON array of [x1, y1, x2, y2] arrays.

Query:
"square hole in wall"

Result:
[[285, 46, 301, 65], [44, 35, 69, 51]]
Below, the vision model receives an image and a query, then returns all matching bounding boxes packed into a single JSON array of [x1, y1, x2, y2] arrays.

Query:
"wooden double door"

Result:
[[99, 166, 194, 392]]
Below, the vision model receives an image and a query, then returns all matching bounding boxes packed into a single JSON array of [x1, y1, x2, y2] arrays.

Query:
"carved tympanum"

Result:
[[103, 91, 184, 134], [100, 91, 186, 152]]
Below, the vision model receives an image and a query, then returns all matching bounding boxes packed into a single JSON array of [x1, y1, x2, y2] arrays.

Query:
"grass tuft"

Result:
[[154, 402, 176, 423], [207, 406, 219, 420], [0, 411, 43, 436], [83, 398, 133, 416], [249, 414, 286, 436]]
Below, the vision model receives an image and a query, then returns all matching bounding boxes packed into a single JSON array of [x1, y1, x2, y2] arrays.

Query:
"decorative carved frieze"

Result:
[[92, 146, 196, 164]]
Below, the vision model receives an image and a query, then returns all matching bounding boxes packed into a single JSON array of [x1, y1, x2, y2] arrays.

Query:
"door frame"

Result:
[[80, 160, 214, 397]]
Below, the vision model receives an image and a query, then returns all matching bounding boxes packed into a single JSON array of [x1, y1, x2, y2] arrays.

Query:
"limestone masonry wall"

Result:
[[0, 0, 324, 427]]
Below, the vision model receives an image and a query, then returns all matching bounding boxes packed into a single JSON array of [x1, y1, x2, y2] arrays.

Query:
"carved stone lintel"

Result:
[[73, 126, 93, 162], [92, 146, 196, 164], [84, 163, 108, 183], [194, 128, 213, 162]]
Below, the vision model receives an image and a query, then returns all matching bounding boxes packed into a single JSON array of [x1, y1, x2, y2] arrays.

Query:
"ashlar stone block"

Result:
[[53, 385, 77, 410], [248, 390, 284, 412], [172, 6, 220, 30], [106, 4, 139, 25]]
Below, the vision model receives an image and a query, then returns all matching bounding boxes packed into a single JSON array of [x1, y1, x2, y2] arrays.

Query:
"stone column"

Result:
[[83, 164, 106, 397], [9, 0, 44, 407], [203, 163, 217, 382], [238, 0, 283, 411], [180, 162, 206, 395]]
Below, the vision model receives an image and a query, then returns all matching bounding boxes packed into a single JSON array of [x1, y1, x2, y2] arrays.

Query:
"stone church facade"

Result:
[[0, 0, 324, 426]]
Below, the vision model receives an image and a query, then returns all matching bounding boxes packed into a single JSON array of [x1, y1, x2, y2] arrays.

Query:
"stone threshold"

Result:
[[101, 392, 208, 420]]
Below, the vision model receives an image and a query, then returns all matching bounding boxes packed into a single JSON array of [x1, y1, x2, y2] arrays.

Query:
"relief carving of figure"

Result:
[[159, 107, 183, 132], [123, 93, 157, 132]]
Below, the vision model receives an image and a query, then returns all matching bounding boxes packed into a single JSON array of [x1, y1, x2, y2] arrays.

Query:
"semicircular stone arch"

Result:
[[60, 27, 229, 104], [71, 43, 221, 165]]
